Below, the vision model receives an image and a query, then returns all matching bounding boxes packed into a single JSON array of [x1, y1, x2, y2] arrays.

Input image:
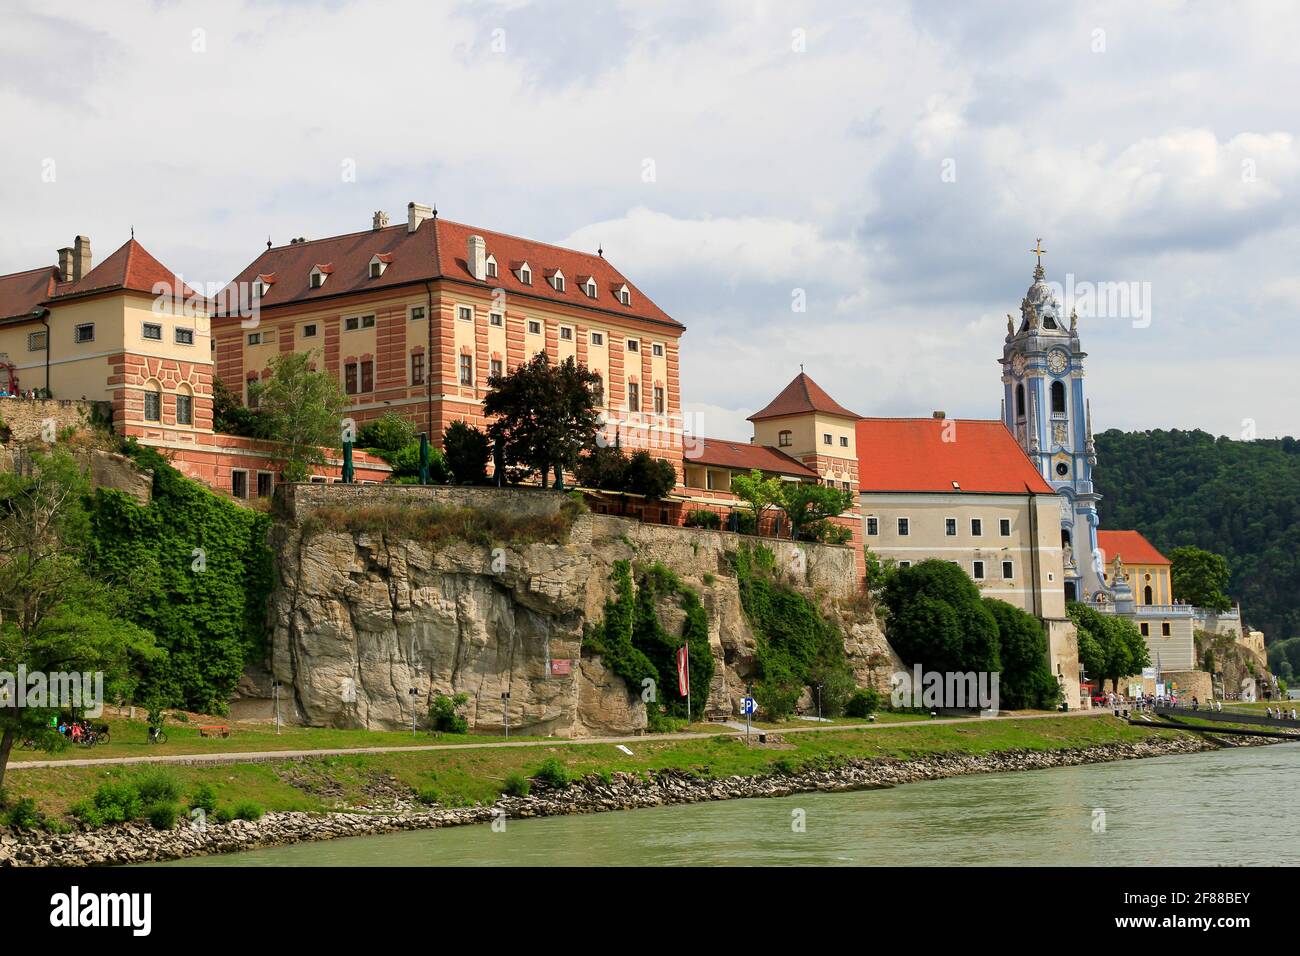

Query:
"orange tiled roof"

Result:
[[856, 417, 1054, 494], [221, 214, 680, 329], [1097, 530, 1169, 566], [748, 372, 861, 422], [693, 437, 818, 479], [0, 266, 58, 321]]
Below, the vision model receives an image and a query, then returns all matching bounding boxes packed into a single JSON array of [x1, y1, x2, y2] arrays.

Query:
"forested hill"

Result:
[[1092, 429, 1300, 646]]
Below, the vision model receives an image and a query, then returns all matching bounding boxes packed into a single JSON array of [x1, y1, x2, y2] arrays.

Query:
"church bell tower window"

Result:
[[1051, 380, 1067, 416]]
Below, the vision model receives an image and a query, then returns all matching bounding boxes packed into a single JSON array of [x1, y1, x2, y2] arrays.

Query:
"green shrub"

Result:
[[443, 420, 492, 485], [684, 509, 721, 529], [428, 692, 470, 734], [213, 806, 235, 824], [133, 768, 182, 805], [733, 511, 757, 535], [359, 412, 417, 454], [4, 797, 45, 830], [231, 801, 264, 822], [78, 781, 144, 825], [147, 802, 180, 830], [414, 786, 442, 806], [771, 756, 800, 776], [501, 772, 531, 798], [533, 757, 571, 789], [188, 783, 219, 814], [846, 687, 882, 717]]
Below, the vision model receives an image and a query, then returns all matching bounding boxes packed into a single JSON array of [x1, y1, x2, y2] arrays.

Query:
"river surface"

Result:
[[161, 743, 1299, 866]]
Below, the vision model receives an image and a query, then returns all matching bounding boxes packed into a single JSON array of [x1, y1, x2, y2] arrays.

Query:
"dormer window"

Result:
[[309, 264, 332, 289], [547, 270, 565, 292], [615, 284, 631, 306], [516, 262, 532, 285], [581, 277, 597, 298], [485, 255, 498, 279], [368, 254, 391, 279], [252, 280, 265, 298]]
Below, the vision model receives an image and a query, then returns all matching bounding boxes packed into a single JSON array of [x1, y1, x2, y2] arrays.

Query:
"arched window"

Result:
[[1051, 380, 1066, 414], [1015, 384, 1026, 418], [143, 380, 162, 422], [1062, 529, 1071, 548], [1144, 585, 1153, 605]]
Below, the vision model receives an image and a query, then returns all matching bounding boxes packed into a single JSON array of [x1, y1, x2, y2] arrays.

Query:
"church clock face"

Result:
[[1048, 349, 1068, 374], [1011, 353, 1027, 376]]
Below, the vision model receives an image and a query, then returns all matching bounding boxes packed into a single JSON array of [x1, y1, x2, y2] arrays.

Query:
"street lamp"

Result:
[[408, 687, 420, 735], [815, 683, 823, 723]]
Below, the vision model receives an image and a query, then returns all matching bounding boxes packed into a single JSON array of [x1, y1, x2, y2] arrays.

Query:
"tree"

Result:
[[729, 469, 785, 530], [212, 376, 265, 438], [358, 412, 416, 454], [780, 482, 855, 541], [882, 559, 1000, 676], [1068, 601, 1151, 693], [443, 421, 491, 485], [1168, 546, 1232, 612], [248, 351, 347, 482], [623, 450, 677, 498], [982, 598, 1061, 710], [0, 448, 157, 791], [483, 353, 602, 488], [575, 445, 628, 491]]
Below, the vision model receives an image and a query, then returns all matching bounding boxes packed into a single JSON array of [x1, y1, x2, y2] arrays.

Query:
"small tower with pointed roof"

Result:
[[748, 371, 862, 492]]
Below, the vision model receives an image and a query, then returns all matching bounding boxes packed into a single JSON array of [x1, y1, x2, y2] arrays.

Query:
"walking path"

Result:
[[7, 708, 1105, 772]]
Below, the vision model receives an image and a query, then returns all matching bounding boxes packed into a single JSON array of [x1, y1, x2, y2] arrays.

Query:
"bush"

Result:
[[684, 509, 721, 529], [532, 757, 571, 789], [443, 420, 492, 485], [231, 801, 265, 822], [414, 786, 442, 806], [188, 783, 219, 815], [771, 755, 801, 776], [213, 806, 235, 824], [359, 412, 417, 454], [732, 511, 757, 535], [382, 441, 450, 483], [147, 802, 181, 830], [501, 772, 531, 797], [428, 692, 470, 734], [133, 769, 182, 806], [846, 687, 882, 717], [4, 797, 45, 830], [83, 781, 145, 825], [623, 450, 677, 499]]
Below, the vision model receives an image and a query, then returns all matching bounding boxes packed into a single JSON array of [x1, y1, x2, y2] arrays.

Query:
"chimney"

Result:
[[372, 210, 389, 231], [467, 234, 487, 281], [932, 410, 946, 419], [58, 247, 75, 282], [407, 202, 433, 233], [73, 236, 91, 281]]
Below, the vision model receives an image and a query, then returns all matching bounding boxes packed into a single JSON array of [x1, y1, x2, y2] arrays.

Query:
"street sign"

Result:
[[741, 696, 756, 715]]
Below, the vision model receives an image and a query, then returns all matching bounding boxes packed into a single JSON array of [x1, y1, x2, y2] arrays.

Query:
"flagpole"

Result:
[[685, 640, 691, 726]]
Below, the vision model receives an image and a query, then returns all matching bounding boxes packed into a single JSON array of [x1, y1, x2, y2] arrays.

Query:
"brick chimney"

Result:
[[467, 234, 487, 280], [372, 210, 389, 231], [407, 202, 433, 233], [932, 410, 946, 419], [57, 247, 75, 282], [73, 235, 91, 281]]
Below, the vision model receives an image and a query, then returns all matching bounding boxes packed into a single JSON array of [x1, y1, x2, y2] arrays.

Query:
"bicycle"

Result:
[[148, 725, 168, 745]]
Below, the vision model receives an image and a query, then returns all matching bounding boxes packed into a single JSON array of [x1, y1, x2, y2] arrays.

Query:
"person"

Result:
[[1266, 706, 1274, 719], [1192, 696, 1199, 711]]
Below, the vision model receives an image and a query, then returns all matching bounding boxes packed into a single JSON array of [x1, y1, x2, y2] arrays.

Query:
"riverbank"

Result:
[[1, 720, 1276, 867]]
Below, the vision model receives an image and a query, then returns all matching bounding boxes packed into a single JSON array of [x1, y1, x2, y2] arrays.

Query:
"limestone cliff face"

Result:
[[265, 484, 899, 736]]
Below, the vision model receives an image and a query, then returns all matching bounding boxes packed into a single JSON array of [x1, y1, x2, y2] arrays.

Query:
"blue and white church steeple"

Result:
[[999, 241, 1104, 602]]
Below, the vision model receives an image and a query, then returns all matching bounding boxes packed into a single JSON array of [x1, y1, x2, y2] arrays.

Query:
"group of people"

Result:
[[1265, 706, 1299, 721], [0, 386, 44, 399], [53, 717, 104, 744]]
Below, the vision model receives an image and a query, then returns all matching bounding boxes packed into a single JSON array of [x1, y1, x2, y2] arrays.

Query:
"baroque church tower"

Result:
[[999, 241, 1103, 602]]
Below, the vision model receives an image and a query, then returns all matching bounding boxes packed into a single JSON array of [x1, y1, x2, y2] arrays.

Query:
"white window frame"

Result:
[[301, 323, 318, 338], [1002, 560, 1014, 580], [519, 265, 532, 284], [970, 518, 983, 536], [626, 338, 639, 353], [489, 311, 504, 327], [590, 331, 604, 346], [897, 517, 910, 536], [866, 516, 879, 536], [1000, 518, 1012, 537], [583, 278, 597, 298], [559, 325, 573, 341], [485, 255, 498, 279], [652, 342, 664, 357], [175, 327, 194, 345], [945, 517, 958, 536], [457, 304, 474, 322], [823, 433, 832, 445], [142, 322, 163, 341], [972, 560, 986, 580], [410, 306, 425, 322], [74, 322, 95, 343], [527, 320, 542, 335], [247, 331, 262, 346]]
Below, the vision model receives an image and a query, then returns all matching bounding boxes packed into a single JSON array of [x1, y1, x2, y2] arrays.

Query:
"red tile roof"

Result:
[[1097, 530, 1169, 566], [856, 418, 1054, 494], [748, 372, 862, 422], [221, 214, 680, 330], [694, 437, 818, 479], [0, 266, 57, 321]]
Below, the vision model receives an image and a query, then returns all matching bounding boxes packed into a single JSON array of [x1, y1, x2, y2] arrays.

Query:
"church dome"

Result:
[[1019, 251, 1066, 333]]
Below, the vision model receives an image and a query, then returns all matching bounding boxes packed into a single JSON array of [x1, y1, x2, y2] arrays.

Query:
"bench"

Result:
[[198, 725, 231, 738]]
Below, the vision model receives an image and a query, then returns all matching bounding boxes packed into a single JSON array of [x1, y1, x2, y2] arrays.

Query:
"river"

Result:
[[161, 742, 1298, 866]]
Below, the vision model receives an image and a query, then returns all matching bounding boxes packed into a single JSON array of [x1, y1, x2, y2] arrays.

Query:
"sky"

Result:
[[2, 0, 1297, 441]]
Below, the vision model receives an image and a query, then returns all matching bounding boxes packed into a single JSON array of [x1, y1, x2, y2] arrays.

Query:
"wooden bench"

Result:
[[198, 725, 231, 739]]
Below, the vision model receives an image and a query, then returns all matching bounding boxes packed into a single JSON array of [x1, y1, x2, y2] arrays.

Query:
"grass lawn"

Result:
[[5, 714, 1186, 821]]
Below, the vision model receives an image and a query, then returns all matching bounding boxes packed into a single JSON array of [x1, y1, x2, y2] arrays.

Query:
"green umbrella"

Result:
[[342, 439, 355, 484]]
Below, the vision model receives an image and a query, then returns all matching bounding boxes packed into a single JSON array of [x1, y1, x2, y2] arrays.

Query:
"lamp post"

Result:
[[408, 687, 419, 736], [815, 683, 823, 723]]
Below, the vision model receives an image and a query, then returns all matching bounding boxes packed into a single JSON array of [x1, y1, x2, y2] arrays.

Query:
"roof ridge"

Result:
[[0, 264, 60, 282], [439, 217, 623, 272], [265, 223, 411, 252]]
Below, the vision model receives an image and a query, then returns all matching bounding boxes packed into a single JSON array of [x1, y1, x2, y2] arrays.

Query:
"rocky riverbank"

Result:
[[1, 732, 1270, 867]]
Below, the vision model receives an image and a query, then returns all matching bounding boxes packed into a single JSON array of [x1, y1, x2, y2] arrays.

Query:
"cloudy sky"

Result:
[[2, 0, 1296, 440]]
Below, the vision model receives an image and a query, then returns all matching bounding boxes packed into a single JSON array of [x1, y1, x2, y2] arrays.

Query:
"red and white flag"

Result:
[[676, 644, 690, 697]]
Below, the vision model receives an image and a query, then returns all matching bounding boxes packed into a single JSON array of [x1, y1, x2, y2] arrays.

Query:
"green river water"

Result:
[[160, 742, 1298, 866]]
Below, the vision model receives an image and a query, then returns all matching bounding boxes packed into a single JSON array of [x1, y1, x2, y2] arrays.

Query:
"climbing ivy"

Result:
[[84, 441, 274, 714]]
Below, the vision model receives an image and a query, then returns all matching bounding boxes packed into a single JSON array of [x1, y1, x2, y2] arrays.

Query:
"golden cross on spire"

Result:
[[1030, 238, 1047, 267]]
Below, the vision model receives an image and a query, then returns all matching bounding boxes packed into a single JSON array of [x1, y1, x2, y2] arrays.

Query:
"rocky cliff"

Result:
[[264, 484, 899, 736]]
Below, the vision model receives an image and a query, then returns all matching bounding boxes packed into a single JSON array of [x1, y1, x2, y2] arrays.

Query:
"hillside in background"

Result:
[[1092, 429, 1300, 647]]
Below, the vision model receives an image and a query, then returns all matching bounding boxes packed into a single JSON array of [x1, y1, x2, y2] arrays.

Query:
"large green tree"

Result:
[[484, 353, 602, 488], [1068, 601, 1151, 693], [1168, 545, 1232, 612], [729, 469, 785, 530], [982, 598, 1061, 710], [249, 350, 347, 482], [0, 449, 157, 790], [882, 559, 1000, 676], [780, 482, 855, 541]]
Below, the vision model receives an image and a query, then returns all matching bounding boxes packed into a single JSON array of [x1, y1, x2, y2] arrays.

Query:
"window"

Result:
[[840, 436, 849, 447], [590, 331, 604, 346], [591, 377, 604, 406], [490, 358, 503, 379], [486, 258, 498, 279], [310, 272, 323, 289], [1051, 380, 1067, 415], [653, 343, 664, 357], [865, 517, 879, 535], [144, 388, 161, 422], [369, 261, 382, 279], [528, 320, 542, 335], [618, 288, 631, 306], [520, 266, 532, 284], [1161, 622, 1171, 637], [457, 305, 473, 322], [842, 480, 852, 490], [411, 352, 425, 386], [822, 433, 832, 445], [175, 327, 194, 345], [1015, 383, 1025, 417], [973, 560, 985, 580], [971, 518, 983, 536], [142, 322, 163, 341], [552, 274, 565, 292], [1002, 560, 1014, 580], [1144, 585, 1153, 605], [27, 330, 46, 351], [1140, 622, 1150, 637], [1055, 461, 1070, 477], [176, 393, 193, 425], [778, 430, 792, 447], [897, 517, 910, 536], [75, 323, 95, 343], [302, 323, 318, 338], [654, 386, 664, 414], [626, 339, 639, 353], [344, 361, 373, 394], [583, 279, 597, 297], [410, 307, 425, 322], [256, 472, 273, 498], [490, 311, 503, 327], [899, 561, 912, 569], [627, 381, 640, 410], [231, 470, 248, 500], [560, 326, 573, 341], [362, 361, 373, 392], [252, 280, 265, 298], [459, 354, 473, 386], [345, 315, 376, 331], [945, 518, 957, 536], [1000, 518, 1011, 536]]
